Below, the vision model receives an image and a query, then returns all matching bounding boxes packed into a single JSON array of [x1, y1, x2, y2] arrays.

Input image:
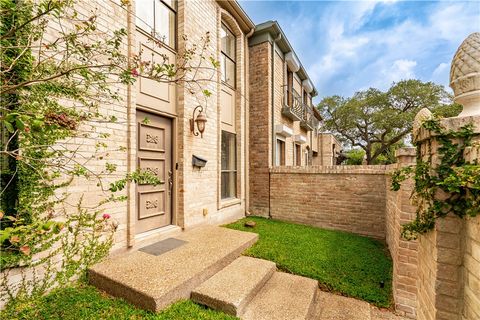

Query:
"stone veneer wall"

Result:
[[269, 165, 388, 238]]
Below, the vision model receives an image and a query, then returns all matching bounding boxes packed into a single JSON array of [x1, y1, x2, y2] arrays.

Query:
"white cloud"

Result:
[[386, 59, 417, 81], [306, 1, 479, 100], [431, 62, 450, 85]]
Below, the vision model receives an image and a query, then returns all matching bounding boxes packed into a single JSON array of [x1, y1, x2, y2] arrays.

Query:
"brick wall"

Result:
[[269, 165, 387, 238], [413, 116, 480, 320], [176, 0, 249, 229], [248, 42, 271, 217], [385, 149, 418, 319], [463, 216, 480, 320]]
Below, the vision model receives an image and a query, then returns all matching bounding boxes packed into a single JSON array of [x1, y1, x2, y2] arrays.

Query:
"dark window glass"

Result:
[[221, 131, 237, 199]]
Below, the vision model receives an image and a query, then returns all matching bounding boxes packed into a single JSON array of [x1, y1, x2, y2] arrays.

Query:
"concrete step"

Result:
[[241, 271, 318, 320], [88, 226, 258, 312], [191, 256, 276, 316]]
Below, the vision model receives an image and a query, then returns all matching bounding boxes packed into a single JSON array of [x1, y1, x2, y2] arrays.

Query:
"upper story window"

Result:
[[221, 23, 236, 88], [275, 138, 286, 166], [136, 0, 176, 49], [303, 90, 308, 106]]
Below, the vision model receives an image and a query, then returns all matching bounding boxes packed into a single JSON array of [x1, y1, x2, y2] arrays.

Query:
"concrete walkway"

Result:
[[89, 226, 409, 320], [89, 226, 258, 311], [312, 290, 409, 320]]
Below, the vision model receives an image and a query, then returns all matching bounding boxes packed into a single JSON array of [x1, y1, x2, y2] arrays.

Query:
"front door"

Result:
[[136, 110, 173, 234]]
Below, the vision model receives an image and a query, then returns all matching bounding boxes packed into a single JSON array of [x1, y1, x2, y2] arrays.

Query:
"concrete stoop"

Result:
[[192, 256, 318, 320], [191, 256, 277, 316], [88, 226, 258, 312]]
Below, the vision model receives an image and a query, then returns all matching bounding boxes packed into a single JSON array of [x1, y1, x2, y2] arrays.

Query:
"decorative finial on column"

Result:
[[413, 107, 433, 136], [450, 32, 480, 117]]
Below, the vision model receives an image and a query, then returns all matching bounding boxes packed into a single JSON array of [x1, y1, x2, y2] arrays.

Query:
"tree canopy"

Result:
[[317, 80, 462, 164]]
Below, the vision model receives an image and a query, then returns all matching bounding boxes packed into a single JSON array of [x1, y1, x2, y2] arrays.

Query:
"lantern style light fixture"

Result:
[[190, 105, 207, 138]]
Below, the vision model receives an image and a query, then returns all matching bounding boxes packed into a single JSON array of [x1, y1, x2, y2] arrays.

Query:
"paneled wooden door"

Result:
[[136, 110, 173, 234]]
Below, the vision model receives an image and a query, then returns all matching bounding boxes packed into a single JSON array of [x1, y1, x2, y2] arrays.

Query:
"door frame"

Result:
[[134, 106, 178, 235]]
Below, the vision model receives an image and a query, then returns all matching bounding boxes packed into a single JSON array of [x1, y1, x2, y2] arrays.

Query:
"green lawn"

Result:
[[1, 285, 237, 320], [225, 217, 393, 308]]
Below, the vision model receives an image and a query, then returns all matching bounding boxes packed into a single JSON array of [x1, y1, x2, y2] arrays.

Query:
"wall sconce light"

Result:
[[190, 105, 207, 138]]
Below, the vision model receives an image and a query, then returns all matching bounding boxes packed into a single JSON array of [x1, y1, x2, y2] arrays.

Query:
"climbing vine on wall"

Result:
[[392, 119, 480, 240], [0, 0, 217, 305]]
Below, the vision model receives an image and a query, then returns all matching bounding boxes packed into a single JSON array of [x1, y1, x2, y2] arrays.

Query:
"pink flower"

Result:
[[131, 68, 139, 77], [102, 213, 111, 220]]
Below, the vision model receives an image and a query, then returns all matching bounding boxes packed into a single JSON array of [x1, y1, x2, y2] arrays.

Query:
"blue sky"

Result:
[[238, 0, 480, 102]]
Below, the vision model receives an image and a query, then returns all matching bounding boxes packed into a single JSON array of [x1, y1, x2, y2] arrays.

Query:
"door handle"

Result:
[[168, 170, 173, 194]]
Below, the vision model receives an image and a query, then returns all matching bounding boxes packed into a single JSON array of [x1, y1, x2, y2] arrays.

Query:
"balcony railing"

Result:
[[281, 89, 303, 121], [300, 104, 315, 131]]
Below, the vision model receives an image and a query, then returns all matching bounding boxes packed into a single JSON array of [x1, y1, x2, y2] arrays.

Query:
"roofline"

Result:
[[250, 20, 318, 97], [217, 1, 255, 33]]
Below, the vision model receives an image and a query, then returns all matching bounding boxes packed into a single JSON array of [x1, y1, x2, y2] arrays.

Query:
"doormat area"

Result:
[[139, 238, 188, 256]]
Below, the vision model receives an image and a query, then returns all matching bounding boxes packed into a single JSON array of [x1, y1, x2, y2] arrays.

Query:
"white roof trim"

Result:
[[285, 52, 300, 72], [302, 79, 314, 93]]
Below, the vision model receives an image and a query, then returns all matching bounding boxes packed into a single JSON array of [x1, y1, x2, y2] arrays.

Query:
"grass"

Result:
[[1, 285, 238, 320], [225, 217, 393, 308]]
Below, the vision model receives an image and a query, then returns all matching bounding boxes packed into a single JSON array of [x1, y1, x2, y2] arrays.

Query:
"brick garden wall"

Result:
[[267, 160, 420, 318], [413, 116, 480, 320], [385, 149, 418, 319], [269, 165, 388, 239]]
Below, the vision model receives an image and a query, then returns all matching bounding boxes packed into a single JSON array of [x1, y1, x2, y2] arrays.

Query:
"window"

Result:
[[295, 144, 301, 166], [221, 24, 236, 87], [275, 139, 285, 166], [136, 0, 176, 48], [221, 131, 237, 199]]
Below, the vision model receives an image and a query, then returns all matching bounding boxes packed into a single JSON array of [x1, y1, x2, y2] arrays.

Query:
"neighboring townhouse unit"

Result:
[[313, 133, 343, 166], [248, 21, 323, 217]]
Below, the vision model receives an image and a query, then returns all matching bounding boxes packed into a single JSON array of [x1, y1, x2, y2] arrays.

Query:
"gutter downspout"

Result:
[[269, 32, 281, 218], [244, 27, 254, 216]]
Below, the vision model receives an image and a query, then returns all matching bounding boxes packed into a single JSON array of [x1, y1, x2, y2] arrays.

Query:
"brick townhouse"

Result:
[[248, 21, 340, 216], [41, 0, 337, 251]]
